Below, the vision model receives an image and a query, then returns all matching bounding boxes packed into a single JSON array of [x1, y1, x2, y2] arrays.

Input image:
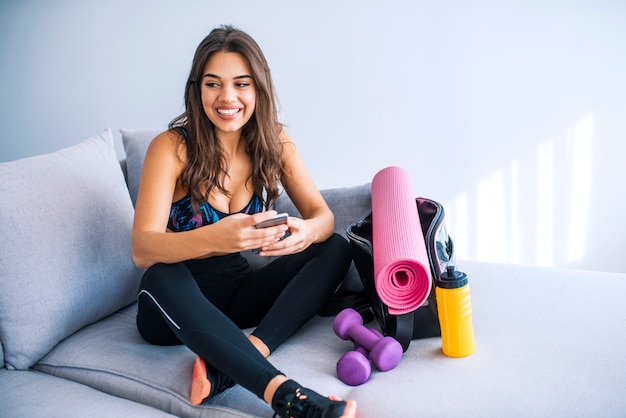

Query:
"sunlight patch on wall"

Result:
[[444, 113, 594, 268], [567, 114, 594, 262], [451, 192, 469, 260], [476, 170, 508, 263], [536, 139, 554, 266], [509, 160, 522, 264]]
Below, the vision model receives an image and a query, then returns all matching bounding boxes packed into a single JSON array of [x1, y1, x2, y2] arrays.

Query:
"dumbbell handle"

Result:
[[334, 309, 402, 372], [355, 345, 368, 356], [353, 328, 402, 372], [346, 323, 382, 352]]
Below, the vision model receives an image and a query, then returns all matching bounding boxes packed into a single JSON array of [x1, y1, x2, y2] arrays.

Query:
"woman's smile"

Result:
[[216, 107, 243, 119]]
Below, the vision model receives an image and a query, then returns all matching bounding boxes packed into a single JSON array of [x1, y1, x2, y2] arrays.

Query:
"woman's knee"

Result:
[[139, 262, 189, 293], [136, 264, 189, 346], [328, 232, 350, 250], [322, 233, 351, 264]]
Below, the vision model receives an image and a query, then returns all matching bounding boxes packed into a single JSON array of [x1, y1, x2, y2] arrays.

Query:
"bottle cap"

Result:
[[437, 266, 468, 289]]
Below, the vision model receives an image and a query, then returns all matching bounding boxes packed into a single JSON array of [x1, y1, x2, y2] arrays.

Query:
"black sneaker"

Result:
[[272, 386, 357, 418]]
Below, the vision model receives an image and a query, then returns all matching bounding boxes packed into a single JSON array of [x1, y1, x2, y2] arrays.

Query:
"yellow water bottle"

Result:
[[436, 266, 475, 357]]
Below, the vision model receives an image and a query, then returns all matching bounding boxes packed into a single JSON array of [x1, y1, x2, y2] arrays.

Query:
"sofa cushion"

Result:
[[0, 129, 143, 370], [275, 183, 371, 239], [275, 183, 372, 295], [120, 128, 161, 205], [33, 264, 626, 417], [0, 369, 177, 418], [34, 304, 270, 418]]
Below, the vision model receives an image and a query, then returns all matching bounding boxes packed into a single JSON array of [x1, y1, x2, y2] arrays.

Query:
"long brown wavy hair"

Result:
[[169, 25, 284, 212]]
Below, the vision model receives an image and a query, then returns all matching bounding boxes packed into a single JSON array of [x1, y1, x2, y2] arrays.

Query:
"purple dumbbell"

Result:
[[336, 329, 384, 386], [333, 308, 403, 372], [336, 345, 371, 386]]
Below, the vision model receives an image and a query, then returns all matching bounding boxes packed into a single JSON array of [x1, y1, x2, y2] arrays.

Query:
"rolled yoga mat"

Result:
[[371, 166, 432, 315]]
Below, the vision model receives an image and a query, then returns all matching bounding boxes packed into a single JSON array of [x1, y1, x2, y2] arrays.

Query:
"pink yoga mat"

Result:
[[371, 166, 432, 315]]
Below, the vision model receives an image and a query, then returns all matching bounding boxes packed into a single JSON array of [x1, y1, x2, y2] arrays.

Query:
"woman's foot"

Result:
[[189, 356, 235, 406], [190, 356, 211, 406], [272, 380, 357, 418]]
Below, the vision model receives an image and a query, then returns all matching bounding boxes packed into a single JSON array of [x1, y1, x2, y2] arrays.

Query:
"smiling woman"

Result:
[[130, 25, 357, 418], [167, 27, 286, 218]]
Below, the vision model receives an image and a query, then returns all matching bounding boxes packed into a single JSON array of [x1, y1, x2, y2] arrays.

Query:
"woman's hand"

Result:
[[257, 216, 316, 257], [272, 130, 335, 254], [210, 211, 290, 254]]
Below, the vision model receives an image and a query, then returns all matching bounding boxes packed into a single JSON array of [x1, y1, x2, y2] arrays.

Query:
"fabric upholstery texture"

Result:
[[0, 129, 143, 370], [120, 128, 161, 205], [275, 183, 371, 294], [0, 369, 177, 418], [32, 261, 626, 417], [34, 305, 271, 418], [275, 183, 371, 239]]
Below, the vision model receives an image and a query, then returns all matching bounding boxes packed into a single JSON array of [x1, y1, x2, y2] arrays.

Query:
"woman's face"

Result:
[[200, 51, 256, 139]]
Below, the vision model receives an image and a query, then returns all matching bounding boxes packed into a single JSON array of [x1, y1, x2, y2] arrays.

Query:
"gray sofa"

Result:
[[1, 129, 625, 418]]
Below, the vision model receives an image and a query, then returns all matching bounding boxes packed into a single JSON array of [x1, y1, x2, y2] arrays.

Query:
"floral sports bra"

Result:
[[167, 194, 264, 232]]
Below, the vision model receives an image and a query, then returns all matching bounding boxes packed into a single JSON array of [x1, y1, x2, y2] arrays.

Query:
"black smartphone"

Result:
[[254, 213, 288, 229]]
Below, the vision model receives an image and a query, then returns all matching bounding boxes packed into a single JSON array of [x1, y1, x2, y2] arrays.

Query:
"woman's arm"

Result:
[[131, 131, 285, 269], [257, 130, 334, 256]]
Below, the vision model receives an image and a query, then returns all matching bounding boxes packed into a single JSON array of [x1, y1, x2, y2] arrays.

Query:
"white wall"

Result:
[[1, 0, 625, 273]]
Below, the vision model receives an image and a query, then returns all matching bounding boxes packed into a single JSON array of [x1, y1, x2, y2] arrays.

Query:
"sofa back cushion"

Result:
[[275, 183, 372, 239], [120, 128, 161, 205], [0, 129, 143, 370]]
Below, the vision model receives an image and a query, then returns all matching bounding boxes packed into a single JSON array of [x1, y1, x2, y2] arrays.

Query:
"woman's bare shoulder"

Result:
[[147, 129, 187, 164], [278, 127, 297, 157]]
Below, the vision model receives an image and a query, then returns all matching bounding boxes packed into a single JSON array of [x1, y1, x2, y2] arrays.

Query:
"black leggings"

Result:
[[136, 233, 351, 400]]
